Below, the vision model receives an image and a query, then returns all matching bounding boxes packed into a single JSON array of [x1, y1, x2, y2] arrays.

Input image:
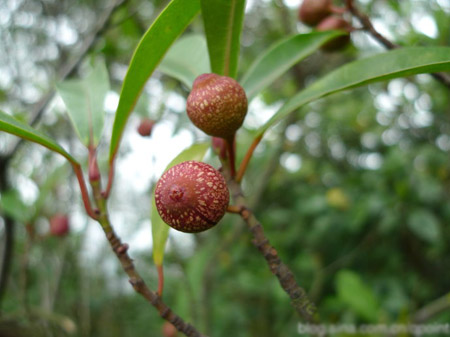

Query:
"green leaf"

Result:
[[151, 142, 210, 266], [57, 59, 109, 147], [0, 110, 77, 164], [240, 31, 345, 100], [109, 0, 200, 161], [200, 0, 246, 78], [407, 209, 441, 243], [0, 189, 33, 224], [336, 270, 379, 322], [159, 34, 210, 89], [258, 47, 450, 136]]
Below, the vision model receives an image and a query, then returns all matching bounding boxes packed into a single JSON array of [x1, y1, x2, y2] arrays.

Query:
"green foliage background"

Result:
[[0, 0, 449, 336]]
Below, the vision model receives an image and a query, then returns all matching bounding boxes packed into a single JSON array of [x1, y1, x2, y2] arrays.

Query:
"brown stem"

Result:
[[157, 264, 164, 296], [413, 292, 450, 323], [226, 205, 242, 214], [225, 136, 236, 178], [71, 163, 98, 220], [236, 135, 262, 183], [346, 0, 450, 88], [88, 159, 206, 337], [226, 179, 317, 322]]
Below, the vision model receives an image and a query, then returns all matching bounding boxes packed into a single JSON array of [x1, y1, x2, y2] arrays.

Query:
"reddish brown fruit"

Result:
[[155, 161, 229, 233], [186, 73, 248, 140], [162, 322, 177, 337], [137, 118, 155, 137], [298, 0, 332, 26], [316, 16, 351, 51], [49, 214, 69, 237]]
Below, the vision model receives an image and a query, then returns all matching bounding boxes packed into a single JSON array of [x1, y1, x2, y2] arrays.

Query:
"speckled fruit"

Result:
[[186, 73, 248, 139], [317, 16, 351, 51], [155, 161, 229, 233], [137, 118, 155, 137], [49, 214, 69, 237], [298, 0, 332, 26]]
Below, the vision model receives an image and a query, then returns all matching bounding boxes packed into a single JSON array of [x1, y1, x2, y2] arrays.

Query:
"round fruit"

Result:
[[186, 73, 248, 140], [316, 16, 351, 51], [49, 214, 69, 237], [298, 0, 332, 26], [155, 161, 229, 233], [162, 322, 177, 337], [137, 118, 155, 137]]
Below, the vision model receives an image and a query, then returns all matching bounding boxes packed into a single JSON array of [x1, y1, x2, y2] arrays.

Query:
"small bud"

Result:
[[137, 118, 155, 137], [187, 74, 248, 140], [49, 214, 70, 237], [155, 161, 229, 233]]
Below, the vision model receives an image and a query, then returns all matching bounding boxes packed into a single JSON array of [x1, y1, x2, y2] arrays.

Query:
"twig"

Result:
[[89, 177, 207, 337], [345, 0, 450, 88], [226, 178, 317, 322], [236, 135, 262, 183], [413, 292, 450, 324]]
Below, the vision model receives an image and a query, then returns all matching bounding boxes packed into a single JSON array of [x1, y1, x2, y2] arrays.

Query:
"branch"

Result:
[[89, 178, 207, 337], [346, 0, 450, 89], [226, 179, 317, 322], [413, 292, 450, 324]]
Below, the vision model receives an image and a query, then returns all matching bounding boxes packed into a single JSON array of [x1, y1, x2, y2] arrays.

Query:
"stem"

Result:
[[157, 264, 164, 296], [71, 163, 98, 220], [103, 158, 115, 199], [225, 136, 236, 178], [346, 0, 450, 88], [88, 153, 206, 337], [236, 135, 262, 183], [413, 292, 450, 323], [225, 175, 318, 322]]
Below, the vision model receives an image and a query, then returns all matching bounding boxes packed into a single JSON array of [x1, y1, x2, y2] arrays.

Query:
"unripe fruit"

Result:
[[137, 118, 155, 137], [155, 161, 229, 233], [298, 0, 332, 26], [186, 73, 248, 140], [49, 214, 69, 237], [316, 16, 351, 51]]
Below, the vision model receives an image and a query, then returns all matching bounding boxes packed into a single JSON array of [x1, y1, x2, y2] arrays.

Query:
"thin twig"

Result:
[[89, 175, 207, 337], [346, 0, 450, 88], [226, 178, 317, 322], [413, 292, 450, 324]]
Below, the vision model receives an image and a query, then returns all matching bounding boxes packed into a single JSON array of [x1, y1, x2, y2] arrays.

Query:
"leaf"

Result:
[[200, 0, 246, 78], [240, 31, 345, 100], [336, 270, 379, 322], [0, 189, 33, 224], [258, 47, 450, 136], [109, 0, 200, 161], [0, 110, 77, 164], [159, 34, 210, 89], [57, 59, 109, 147], [151, 142, 210, 266], [407, 209, 441, 243]]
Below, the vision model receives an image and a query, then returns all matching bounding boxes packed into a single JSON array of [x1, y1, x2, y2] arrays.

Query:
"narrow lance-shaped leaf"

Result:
[[151, 142, 210, 266], [109, 0, 201, 161], [200, 0, 246, 78], [158, 34, 210, 89], [240, 31, 345, 100], [258, 47, 450, 136], [0, 110, 77, 164], [57, 59, 109, 148]]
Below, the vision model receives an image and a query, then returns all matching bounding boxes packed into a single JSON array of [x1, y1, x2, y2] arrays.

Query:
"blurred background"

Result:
[[0, 0, 450, 336]]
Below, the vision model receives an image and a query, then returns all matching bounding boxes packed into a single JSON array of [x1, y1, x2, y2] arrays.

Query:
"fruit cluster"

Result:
[[154, 73, 248, 233], [298, 0, 352, 51]]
